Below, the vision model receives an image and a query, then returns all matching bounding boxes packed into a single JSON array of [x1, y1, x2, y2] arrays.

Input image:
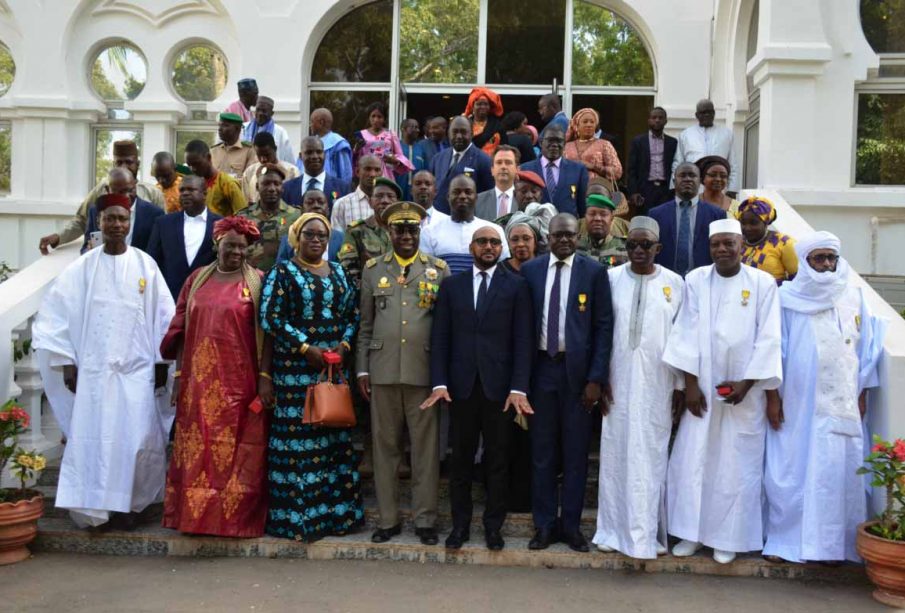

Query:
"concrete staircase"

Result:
[[30, 459, 867, 583]]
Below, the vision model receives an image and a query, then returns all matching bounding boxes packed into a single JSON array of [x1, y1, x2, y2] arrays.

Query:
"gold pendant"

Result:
[[138, 277, 146, 294]]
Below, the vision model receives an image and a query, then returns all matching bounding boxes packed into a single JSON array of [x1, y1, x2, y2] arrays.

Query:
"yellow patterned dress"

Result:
[[741, 230, 798, 285]]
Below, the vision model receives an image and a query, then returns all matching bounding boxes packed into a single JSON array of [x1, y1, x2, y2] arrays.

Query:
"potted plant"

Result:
[[856, 435, 905, 608], [0, 399, 46, 565]]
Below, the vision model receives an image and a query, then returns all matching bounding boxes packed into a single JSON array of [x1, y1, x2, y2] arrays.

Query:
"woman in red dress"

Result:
[[161, 217, 274, 537]]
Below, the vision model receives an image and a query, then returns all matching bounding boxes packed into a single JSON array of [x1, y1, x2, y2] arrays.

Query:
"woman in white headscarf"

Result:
[[763, 231, 886, 564], [500, 203, 557, 273]]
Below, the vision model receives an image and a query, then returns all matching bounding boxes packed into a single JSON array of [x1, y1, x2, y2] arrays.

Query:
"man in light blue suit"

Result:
[[429, 116, 493, 214], [519, 126, 588, 218]]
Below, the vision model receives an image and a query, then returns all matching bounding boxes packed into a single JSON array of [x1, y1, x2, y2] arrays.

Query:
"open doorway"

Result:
[[404, 93, 548, 132]]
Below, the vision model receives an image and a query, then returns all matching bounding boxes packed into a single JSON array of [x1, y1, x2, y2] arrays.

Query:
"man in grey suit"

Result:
[[357, 201, 451, 546], [475, 145, 520, 222]]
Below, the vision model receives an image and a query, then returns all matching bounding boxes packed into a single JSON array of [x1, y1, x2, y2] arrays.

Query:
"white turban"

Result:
[[709, 218, 742, 237], [793, 230, 841, 260], [780, 230, 849, 314]]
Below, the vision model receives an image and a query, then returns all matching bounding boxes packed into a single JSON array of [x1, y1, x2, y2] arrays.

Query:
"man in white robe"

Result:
[[764, 231, 885, 563], [33, 193, 175, 528], [593, 216, 685, 559], [664, 218, 782, 564]]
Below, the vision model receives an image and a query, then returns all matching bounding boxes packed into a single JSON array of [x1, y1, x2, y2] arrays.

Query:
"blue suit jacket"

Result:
[[648, 199, 727, 275], [519, 158, 589, 218], [521, 254, 613, 393], [146, 210, 221, 299], [275, 229, 344, 266], [429, 145, 494, 214], [83, 197, 163, 254], [429, 266, 534, 402], [281, 174, 350, 210]]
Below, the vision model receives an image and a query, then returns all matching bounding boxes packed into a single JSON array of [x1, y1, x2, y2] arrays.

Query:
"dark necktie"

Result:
[[545, 161, 558, 196], [476, 271, 488, 312], [676, 200, 692, 275], [306, 177, 319, 192], [449, 151, 461, 173], [547, 261, 565, 357]]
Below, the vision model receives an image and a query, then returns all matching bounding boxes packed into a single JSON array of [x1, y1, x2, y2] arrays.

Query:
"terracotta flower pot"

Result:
[[0, 491, 44, 565], [856, 520, 905, 608]]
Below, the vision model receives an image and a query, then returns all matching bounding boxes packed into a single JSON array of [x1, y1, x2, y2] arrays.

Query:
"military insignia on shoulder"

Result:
[[365, 258, 377, 268], [419, 253, 428, 263], [433, 259, 447, 270], [339, 243, 354, 255], [349, 219, 364, 228]]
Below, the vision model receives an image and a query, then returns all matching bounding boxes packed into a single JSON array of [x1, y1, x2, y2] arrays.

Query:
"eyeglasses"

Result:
[[626, 240, 658, 251], [549, 231, 578, 240], [808, 253, 839, 264], [301, 230, 329, 242], [473, 237, 502, 246]]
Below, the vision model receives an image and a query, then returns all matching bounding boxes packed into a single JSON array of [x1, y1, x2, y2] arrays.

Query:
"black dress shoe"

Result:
[[415, 527, 439, 545], [485, 530, 505, 551], [371, 524, 402, 543], [528, 528, 555, 550], [563, 530, 589, 553], [445, 527, 470, 549]]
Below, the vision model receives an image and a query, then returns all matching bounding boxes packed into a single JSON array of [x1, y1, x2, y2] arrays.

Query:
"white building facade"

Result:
[[0, 0, 901, 276]]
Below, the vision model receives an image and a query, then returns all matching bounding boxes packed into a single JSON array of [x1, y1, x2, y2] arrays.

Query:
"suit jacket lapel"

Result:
[[567, 255, 583, 319], [174, 214, 188, 267]]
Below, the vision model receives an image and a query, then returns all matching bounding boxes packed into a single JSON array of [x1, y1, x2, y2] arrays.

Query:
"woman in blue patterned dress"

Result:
[[260, 212, 364, 541]]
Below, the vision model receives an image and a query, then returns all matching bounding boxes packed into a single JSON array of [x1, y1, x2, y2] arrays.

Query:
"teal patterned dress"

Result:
[[260, 260, 364, 541]]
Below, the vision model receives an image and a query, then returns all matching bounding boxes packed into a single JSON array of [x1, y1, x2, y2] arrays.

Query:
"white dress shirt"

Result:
[[183, 208, 208, 265], [472, 264, 497, 309], [672, 124, 738, 192], [302, 171, 327, 193], [423, 206, 450, 228], [494, 186, 515, 217], [539, 253, 574, 353]]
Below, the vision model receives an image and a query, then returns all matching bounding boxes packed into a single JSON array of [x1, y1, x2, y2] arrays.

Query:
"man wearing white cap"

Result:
[[592, 216, 685, 559], [763, 232, 885, 564], [663, 218, 782, 564]]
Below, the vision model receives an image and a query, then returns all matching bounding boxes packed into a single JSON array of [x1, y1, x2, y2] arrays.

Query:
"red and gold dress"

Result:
[[161, 266, 268, 537]]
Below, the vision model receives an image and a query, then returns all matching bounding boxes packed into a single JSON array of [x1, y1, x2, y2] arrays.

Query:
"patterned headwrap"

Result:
[[213, 216, 261, 244], [506, 203, 557, 249], [736, 195, 777, 225], [464, 87, 504, 118], [567, 108, 600, 142], [288, 212, 331, 252]]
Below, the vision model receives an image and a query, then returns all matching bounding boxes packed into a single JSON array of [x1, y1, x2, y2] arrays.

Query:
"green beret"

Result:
[[587, 194, 616, 211], [175, 164, 194, 176], [219, 112, 244, 125], [373, 177, 402, 200]]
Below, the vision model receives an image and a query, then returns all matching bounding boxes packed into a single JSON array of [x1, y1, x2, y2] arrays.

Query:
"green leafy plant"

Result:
[[858, 434, 905, 541]]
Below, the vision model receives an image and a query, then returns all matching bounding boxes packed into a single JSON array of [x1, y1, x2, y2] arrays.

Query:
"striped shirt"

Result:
[[330, 187, 373, 232]]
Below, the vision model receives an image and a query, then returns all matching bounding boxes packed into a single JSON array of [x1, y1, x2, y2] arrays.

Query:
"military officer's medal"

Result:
[[138, 277, 146, 294], [378, 277, 391, 288], [578, 293, 587, 312]]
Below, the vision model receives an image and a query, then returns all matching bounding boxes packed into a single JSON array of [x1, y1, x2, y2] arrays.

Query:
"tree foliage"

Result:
[[400, 0, 478, 83], [857, 93, 905, 185], [861, 0, 905, 53], [0, 44, 14, 97], [91, 46, 146, 101], [571, 1, 654, 87], [172, 46, 228, 102], [312, 1, 393, 82]]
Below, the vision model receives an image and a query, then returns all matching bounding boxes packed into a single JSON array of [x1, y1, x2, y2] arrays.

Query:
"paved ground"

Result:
[[2, 553, 885, 612]]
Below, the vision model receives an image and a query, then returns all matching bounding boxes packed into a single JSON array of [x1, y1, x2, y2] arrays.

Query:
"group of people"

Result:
[[28, 80, 885, 568]]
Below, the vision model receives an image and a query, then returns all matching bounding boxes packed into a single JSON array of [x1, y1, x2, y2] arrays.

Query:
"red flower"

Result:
[[873, 442, 888, 454], [894, 439, 905, 463]]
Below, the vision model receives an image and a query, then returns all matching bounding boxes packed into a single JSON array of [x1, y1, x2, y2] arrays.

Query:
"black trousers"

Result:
[[636, 180, 673, 215], [449, 375, 511, 533]]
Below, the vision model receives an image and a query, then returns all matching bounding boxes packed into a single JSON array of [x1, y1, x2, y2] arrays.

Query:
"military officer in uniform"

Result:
[[211, 112, 257, 183], [236, 165, 300, 271], [338, 177, 400, 287], [357, 201, 450, 546], [576, 193, 628, 269]]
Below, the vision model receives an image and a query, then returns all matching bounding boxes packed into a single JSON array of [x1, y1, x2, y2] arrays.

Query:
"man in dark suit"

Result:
[[430, 116, 493, 214], [648, 162, 727, 276], [519, 126, 589, 218], [146, 175, 221, 299], [520, 213, 613, 553], [475, 145, 520, 222], [83, 167, 163, 254], [422, 225, 534, 551], [628, 107, 677, 215], [282, 135, 350, 210]]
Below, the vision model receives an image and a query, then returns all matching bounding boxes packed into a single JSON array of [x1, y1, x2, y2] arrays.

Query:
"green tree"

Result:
[[861, 0, 905, 53], [90, 60, 120, 101], [91, 46, 146, 101], [0, 45, 14, 97], [857, 93, 905, 185], [312, 0, 393, 82], [571, 1, 654, 87], [399, 0, 479, 83], [172, 46, 228, 102]]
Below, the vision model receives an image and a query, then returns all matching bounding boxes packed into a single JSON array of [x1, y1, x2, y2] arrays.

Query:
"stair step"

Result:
[[31, 516, 867, 584]]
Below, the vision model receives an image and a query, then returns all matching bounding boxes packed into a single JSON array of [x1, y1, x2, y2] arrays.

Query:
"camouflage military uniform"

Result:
[[338, 216, 391, 287], [236, 200, 300, 271], [577, 233, 628, 269]]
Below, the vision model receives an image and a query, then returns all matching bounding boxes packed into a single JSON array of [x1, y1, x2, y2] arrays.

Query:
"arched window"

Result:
[[90, 42, 147, 102], [571, 1, 654, 87], [0, 42, 13, 195]]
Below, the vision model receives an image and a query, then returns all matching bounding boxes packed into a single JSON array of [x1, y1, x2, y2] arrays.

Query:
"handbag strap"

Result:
[[315, 363, 348, 386]]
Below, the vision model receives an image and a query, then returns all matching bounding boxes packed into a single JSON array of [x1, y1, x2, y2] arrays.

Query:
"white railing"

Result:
[[0, 240, 80, 485]]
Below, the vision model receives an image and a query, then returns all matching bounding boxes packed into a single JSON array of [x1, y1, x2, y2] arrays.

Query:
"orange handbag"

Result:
[[303, 362, 357, 428]]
